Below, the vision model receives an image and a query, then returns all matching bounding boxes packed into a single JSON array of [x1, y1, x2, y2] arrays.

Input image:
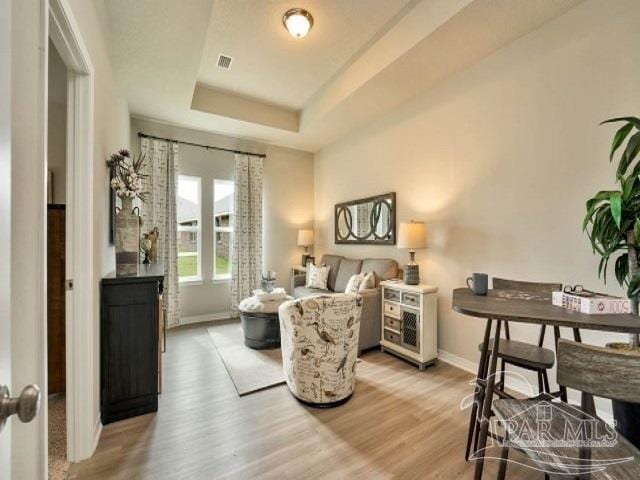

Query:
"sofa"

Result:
[[292, 254, 399, 352]]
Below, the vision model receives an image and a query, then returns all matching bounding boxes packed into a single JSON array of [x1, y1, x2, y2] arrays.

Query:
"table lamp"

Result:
[[397, 221, 427, 285], [297, 229, 314, 266]]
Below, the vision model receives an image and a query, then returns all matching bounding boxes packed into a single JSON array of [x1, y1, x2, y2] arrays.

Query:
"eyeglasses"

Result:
[[563, 284, 584, 294]]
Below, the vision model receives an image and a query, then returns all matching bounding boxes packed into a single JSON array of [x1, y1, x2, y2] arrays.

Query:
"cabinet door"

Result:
[[400, 306, 420, 353], [102, 282, 158, 422]]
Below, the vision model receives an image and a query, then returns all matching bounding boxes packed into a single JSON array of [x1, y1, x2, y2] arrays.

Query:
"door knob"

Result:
[[0, 384, 41, 432]]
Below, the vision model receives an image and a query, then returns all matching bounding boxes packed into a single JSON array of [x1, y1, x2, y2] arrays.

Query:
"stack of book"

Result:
[[552, 290, 631, 315]]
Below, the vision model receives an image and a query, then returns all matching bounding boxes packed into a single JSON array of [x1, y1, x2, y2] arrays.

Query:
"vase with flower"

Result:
[[107, 149, 147, 275]]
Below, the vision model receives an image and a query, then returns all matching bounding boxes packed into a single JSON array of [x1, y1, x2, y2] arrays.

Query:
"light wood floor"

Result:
[[69, 322, 537, 479]]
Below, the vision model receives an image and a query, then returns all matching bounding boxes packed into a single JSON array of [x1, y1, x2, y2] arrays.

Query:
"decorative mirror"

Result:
[[334, 192, 396, 244]]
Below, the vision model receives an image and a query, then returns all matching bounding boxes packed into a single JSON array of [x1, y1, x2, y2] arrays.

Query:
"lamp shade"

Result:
[[397, 221, 427, 250], [297, 229, 314, 247]]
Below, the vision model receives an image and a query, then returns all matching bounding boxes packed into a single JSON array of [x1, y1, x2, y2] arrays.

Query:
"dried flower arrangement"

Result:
[[106, 148, 147, 200]]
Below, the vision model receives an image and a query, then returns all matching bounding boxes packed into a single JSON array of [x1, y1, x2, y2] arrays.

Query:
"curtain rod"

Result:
[[137, 132, 267, 158]]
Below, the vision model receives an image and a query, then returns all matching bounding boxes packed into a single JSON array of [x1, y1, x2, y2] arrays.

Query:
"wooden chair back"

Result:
[[557, 339, 640, 405], [492, 277, 562, 345]]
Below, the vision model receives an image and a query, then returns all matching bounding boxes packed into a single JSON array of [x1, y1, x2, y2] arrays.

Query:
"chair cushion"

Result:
[[334, 258, 363, 293], [478, 339, 555, 369], [320, 254, 343, 291], [361, 258, 398, 287], [293, 286, 332, 298], [493, 399, 640, 477]]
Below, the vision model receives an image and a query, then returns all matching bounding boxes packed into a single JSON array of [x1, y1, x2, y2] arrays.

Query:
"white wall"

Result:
[[62, 0, 131, 441], [314, 0, 640, 409], [131, 118, 314, 320]]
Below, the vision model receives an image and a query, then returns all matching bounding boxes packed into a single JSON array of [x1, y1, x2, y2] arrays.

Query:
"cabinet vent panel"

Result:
[[402, 309, 419, 351]]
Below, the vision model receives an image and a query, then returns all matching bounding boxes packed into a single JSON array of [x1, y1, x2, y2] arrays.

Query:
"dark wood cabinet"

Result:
[[101, 264, 164, 424]]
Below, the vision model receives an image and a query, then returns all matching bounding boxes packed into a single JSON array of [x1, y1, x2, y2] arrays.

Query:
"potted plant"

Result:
[[583, 116, 640, 447], [107, 149, 147, 275]]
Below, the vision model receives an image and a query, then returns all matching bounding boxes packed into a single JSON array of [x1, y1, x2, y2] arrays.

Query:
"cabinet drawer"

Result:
[[384, 329, 401, 345], [402, 292, 420, 307], [383, 301, 400, 318], [384, 288, 401, 302], [384, 316, 401, 331]]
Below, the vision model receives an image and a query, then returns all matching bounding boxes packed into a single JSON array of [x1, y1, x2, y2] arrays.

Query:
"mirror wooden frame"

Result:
[[334, 192, 396, 245]]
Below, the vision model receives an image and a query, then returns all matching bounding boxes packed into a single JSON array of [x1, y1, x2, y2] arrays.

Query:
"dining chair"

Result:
[[466, 278, 560, 461], [482, 278, 560, 396], [493, 339, 640, 479]]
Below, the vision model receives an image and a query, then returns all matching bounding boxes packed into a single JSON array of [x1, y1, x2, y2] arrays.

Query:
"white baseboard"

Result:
[[437, 349, 477, 375], [438, 348, 614, 423], [179, 312, 231, 326], [91, 415, 102, 456]]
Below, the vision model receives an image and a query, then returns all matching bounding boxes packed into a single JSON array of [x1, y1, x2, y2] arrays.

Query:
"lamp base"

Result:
[[404, 264, 420, 285], [404, 250, 419, 285]]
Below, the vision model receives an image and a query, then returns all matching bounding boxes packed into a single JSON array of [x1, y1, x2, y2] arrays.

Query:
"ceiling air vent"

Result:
[[217, 54, 233, 69]]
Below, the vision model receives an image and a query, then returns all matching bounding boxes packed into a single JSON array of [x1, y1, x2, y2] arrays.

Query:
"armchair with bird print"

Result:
[[278, 294, 363, 406]]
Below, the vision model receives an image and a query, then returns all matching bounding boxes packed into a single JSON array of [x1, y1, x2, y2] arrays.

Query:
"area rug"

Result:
[[48, 394, 69, 480], [208, 321, 285, 396]]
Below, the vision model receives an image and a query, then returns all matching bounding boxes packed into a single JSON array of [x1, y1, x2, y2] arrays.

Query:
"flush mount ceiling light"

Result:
[[282, 8, 313, 39]]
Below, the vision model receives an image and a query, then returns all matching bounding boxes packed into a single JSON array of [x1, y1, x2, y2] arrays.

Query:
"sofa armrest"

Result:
[[356, 288, 382, 351], [293, 273, 307, 289], [357, 288, 381, 298]]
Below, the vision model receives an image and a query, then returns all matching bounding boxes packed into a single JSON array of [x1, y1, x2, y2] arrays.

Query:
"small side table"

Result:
[[290, 265, 307, 294], [380, 281, 438, 370], [238, 289, 293, 349]]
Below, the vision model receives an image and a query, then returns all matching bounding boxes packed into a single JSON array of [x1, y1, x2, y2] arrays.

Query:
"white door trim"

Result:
[[0, 1, 12, 478], [49, 0, 96, 463]]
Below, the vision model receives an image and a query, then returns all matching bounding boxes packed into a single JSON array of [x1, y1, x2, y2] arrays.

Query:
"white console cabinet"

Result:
[[380, 281, 438, 370]]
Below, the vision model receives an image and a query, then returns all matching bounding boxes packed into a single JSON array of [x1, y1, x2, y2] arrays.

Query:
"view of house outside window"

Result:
[[177, 175, 201, 280], [214, 179, 234, 279]]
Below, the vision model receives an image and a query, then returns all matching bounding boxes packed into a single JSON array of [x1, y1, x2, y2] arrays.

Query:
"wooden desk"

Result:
[[452, 288, 640, 480]]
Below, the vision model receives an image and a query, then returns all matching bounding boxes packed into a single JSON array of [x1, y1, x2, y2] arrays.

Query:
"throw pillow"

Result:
[[359, 271, 375, 291], [344, 272, 365, 293], [306, 264, 330, 289]]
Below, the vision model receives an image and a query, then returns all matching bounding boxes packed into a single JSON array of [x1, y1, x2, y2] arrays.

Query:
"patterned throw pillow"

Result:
[[344, 272, 365, 293], [359, 271, 375, 291], [306, 264, 330, 289]]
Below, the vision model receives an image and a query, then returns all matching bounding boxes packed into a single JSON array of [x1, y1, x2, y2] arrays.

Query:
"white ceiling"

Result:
[[105, 0, 585, 152], [197, 0, 413, 110]]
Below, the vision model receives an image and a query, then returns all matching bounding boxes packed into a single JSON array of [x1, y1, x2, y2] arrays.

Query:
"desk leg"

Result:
[[474, 320, 502, 480], [465, 318, 493, 461], [553, 326, 567, 402]]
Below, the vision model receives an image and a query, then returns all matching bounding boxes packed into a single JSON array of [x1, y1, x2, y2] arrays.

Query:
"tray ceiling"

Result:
[[105, 0, 585, 152]]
